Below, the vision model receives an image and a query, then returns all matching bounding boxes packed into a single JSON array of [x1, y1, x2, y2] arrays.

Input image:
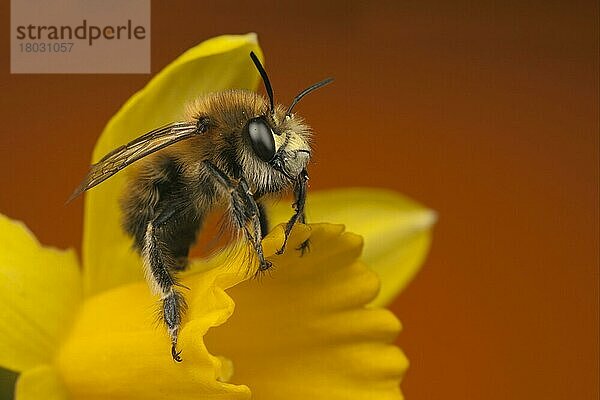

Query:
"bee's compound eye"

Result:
[[246, 117, 276, 162]]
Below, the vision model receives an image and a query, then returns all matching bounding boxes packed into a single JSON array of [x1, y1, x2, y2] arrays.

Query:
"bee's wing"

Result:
[[70, 122, 198, 200]]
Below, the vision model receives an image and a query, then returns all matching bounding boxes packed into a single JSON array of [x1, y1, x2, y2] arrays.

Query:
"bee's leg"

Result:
[[142, 220, 187, 362], [204, 161, 271, 272], [153, 207, 199, 271], [295, 213, 310, 255], [277, 169, 309, 255], [238, 179, 272, 272], [256, 201, 269, 239], [121, 156, 201, 362]]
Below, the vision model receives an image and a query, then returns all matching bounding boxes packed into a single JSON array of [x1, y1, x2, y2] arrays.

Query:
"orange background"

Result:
[[0, 1, 598, 399]]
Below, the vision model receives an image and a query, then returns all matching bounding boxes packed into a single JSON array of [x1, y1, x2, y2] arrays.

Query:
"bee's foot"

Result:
[[276, 241, 288, 255], [171, 344, 183, 362], [259, 260, 272, 271], [254, 260, 274, 279], [297, 239, 310, 256]]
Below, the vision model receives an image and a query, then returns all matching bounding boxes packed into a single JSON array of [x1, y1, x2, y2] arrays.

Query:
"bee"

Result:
[[71, 52, 332, 362]]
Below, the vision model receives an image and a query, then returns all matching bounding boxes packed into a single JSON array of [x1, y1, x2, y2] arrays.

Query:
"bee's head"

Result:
[[244, 52, 332, 181], [243, 111, 310, 181]]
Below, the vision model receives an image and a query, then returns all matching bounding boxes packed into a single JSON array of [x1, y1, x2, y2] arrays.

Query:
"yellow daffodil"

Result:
[[0, 34, 436, 399]]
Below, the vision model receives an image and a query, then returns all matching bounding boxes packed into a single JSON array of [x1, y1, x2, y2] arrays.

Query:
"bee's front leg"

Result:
[[276, 169, 309, 255], [203, 161, 271, 273]]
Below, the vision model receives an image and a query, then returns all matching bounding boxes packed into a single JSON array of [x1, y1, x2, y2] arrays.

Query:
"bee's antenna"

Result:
[[286, 78, 334, 116], [250, 51, 274, 114]]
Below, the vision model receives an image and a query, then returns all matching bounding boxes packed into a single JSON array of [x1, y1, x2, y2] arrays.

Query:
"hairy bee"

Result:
[[72, 52, 332, 362]]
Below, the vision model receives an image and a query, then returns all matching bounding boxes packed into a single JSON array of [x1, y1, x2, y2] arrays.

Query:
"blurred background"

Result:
[[0, 1, 598, 398]]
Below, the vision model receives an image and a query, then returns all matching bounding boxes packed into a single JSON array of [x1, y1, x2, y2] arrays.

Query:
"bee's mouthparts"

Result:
[[270, 156, 294, 180]]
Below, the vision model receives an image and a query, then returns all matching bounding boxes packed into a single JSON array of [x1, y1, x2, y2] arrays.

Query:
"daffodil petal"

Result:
[[267, 188, 436, 305], [15, 365, 69, 400], [55, 250, 253, 400], [0, 214, 81, 373], [205, 223, 408, 400], [83, 33, 263, 296]]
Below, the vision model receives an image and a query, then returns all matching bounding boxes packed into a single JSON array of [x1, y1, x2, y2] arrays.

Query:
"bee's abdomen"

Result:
[[120, 155, 202, 265]]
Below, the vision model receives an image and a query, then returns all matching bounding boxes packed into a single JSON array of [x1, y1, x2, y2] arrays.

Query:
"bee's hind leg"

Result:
[[121, 156, 201, 362], [142, 220, 189, 362]]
